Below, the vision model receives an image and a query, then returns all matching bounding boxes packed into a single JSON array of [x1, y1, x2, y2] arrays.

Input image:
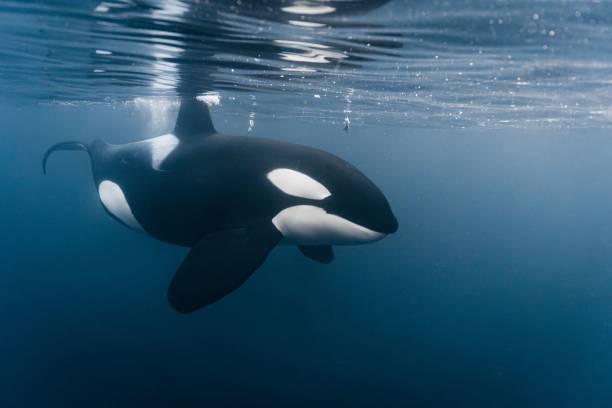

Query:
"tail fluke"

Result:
[[42, 141, 89, 174]]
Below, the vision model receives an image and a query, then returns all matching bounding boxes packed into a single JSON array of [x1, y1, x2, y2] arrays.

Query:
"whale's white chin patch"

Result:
[[98, 180, 145, 232], [267, 168, 331, 200], [271, 205, 385, 245]]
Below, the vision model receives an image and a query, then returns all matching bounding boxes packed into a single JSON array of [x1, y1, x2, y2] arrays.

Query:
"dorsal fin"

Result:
[[173, 97, 216, 140]]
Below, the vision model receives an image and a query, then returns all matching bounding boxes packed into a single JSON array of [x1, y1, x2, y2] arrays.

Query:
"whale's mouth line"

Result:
[[321, 209, 398, 236]]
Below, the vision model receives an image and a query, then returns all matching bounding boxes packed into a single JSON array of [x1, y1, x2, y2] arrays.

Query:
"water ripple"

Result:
[[1, 0, 612, 128]]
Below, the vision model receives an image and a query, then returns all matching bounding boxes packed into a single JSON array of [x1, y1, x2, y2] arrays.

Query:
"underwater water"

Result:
[[2, 0, 612, 407]]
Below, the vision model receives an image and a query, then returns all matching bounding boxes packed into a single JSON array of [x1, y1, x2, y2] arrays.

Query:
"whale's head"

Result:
[[268, 163, 398, 246], [323, 163, 398, 236]]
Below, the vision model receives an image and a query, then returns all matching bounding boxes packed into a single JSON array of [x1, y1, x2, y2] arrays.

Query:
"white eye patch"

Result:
[[267, 168, 331, 200]]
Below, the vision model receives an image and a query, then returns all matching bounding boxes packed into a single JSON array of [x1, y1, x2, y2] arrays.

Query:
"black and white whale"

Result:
[[43, 99, 398, 313]]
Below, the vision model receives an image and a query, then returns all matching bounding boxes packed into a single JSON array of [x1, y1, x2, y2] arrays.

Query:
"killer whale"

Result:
[[43, 99, 398, 313]]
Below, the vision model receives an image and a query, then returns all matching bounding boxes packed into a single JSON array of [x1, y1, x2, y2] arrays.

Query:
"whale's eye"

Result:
[[267, 168, 331, 200]]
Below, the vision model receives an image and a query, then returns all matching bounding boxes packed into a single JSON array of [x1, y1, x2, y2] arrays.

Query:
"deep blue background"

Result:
[[2, 103, 612, 407]]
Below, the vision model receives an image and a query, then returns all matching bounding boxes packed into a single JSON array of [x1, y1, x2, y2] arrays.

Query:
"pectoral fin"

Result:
[[167, 223, 281, 313], [298, 245, 334, 264]]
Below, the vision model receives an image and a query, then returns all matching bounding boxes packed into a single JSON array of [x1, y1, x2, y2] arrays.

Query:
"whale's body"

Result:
[[44, 99, 398, 313]]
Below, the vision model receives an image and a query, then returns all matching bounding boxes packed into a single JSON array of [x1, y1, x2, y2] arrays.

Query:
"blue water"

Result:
[[2, 1, 612, 407]]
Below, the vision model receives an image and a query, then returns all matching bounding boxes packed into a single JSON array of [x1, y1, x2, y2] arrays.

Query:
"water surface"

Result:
[[2, 0, 612, 127]]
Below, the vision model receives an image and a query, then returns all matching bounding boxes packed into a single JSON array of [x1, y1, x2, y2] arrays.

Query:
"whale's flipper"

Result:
[[173, 98, 216, 140], [167, 223, 281, 313], [299, 245, 334, 264]]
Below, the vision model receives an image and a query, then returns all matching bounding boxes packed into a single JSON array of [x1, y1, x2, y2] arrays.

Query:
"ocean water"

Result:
[[2, 1, 612, 407]]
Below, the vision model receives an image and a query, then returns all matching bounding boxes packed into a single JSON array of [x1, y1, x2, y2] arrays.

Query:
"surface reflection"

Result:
[[3, 0, 612, 127], [87, 0, 393, 97]]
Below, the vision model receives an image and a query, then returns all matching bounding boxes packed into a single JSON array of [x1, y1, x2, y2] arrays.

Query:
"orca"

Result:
[[43, 98, 398, 313]]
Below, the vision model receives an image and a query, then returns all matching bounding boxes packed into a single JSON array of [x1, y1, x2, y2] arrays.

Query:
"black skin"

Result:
[[43, 101, 399, 312], [88, 132, 398, 247]]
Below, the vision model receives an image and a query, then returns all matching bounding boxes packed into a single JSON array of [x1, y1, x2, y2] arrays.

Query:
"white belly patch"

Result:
[[98, 180, 145, 232], [271, 205, 385, 245], [267, 168, 331, 200]]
